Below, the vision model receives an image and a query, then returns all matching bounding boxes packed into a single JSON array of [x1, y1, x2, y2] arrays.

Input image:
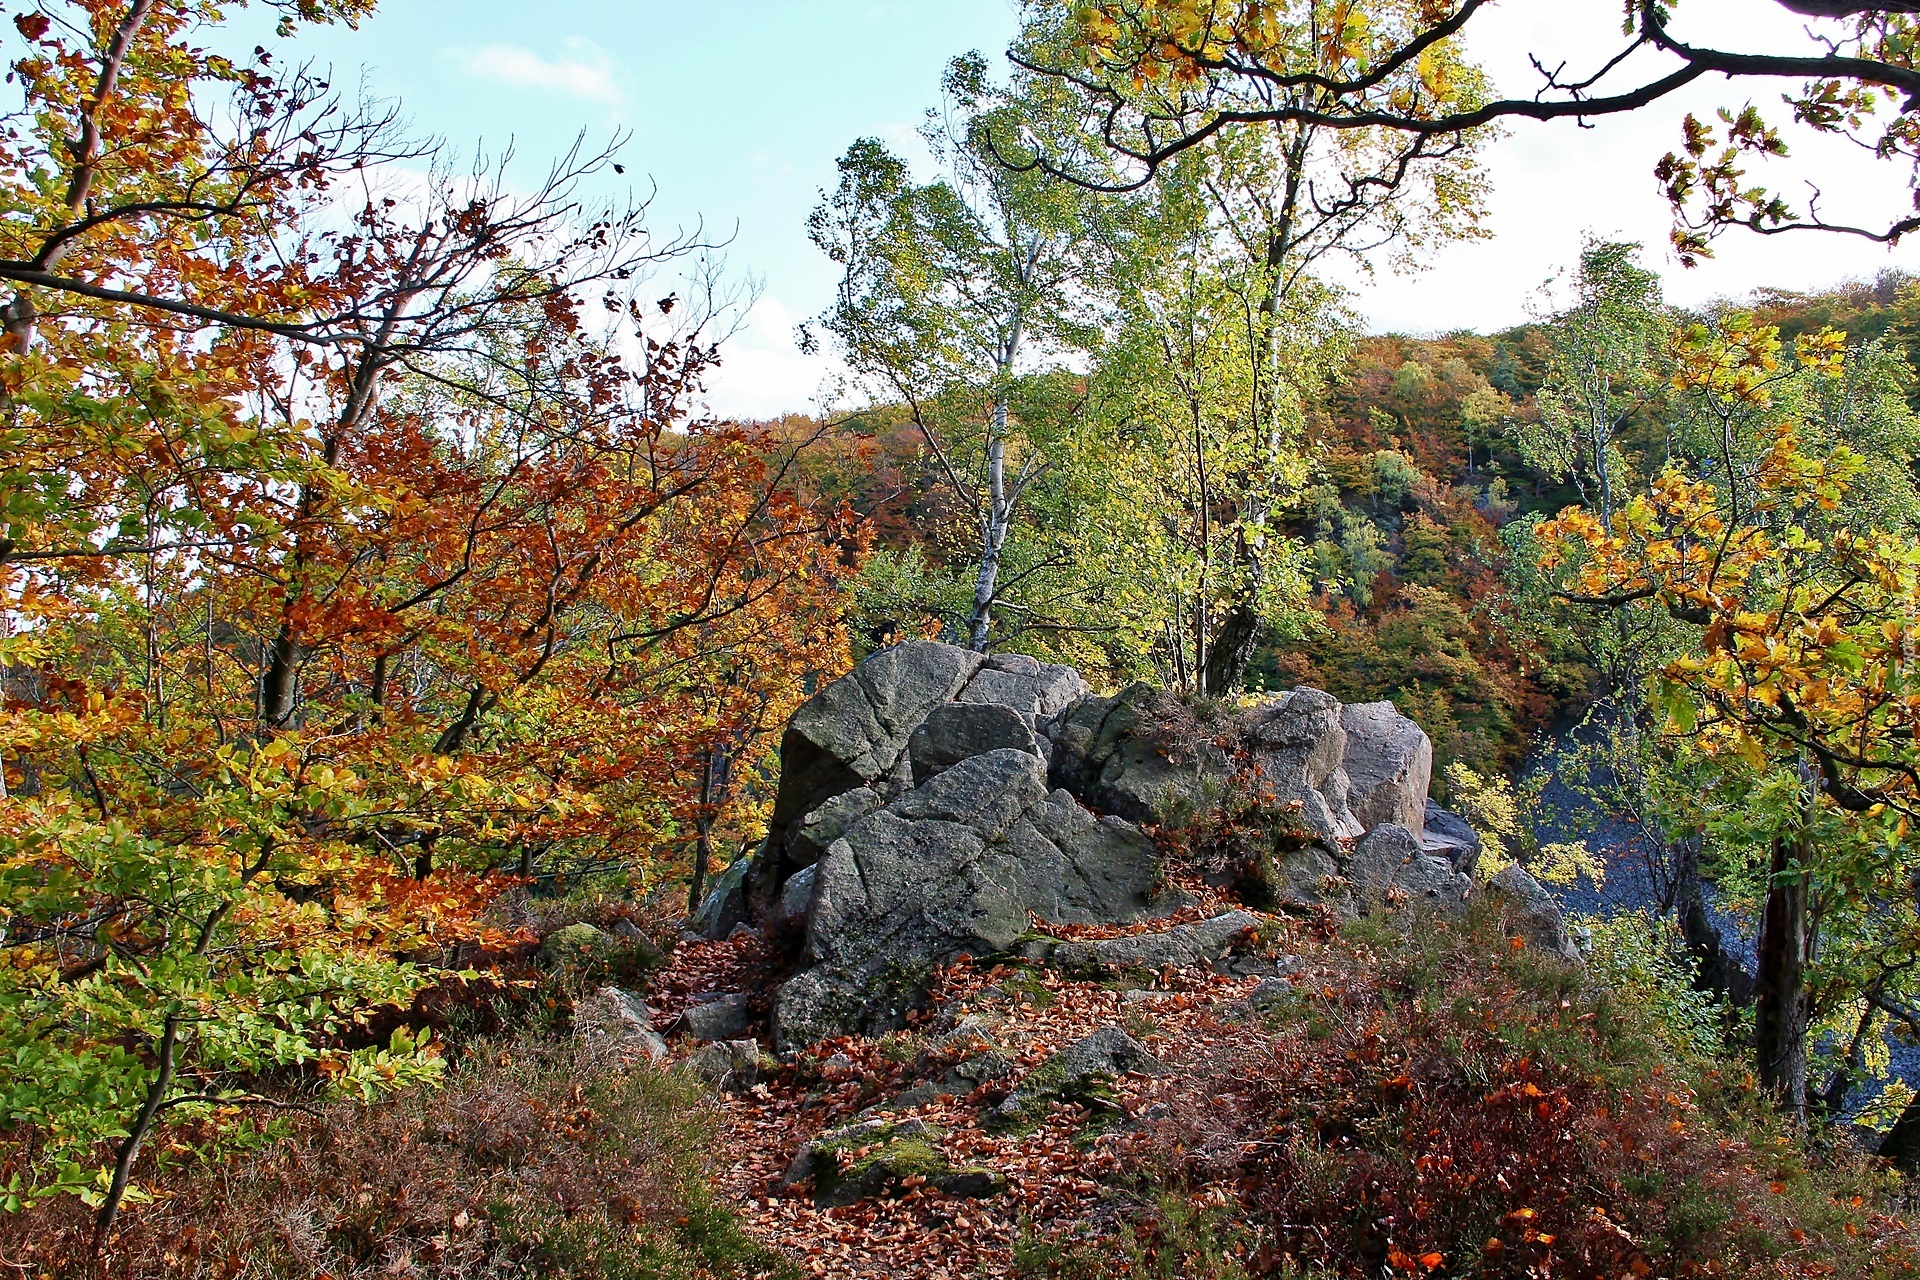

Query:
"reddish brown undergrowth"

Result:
[[1016, 908, 1920, 1279]]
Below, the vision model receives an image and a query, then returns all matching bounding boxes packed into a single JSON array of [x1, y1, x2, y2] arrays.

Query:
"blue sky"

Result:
[[264, 1, 1021, 417], [264, 1, 1919, 419]]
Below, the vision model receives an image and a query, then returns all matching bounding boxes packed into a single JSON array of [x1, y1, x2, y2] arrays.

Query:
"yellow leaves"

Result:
[[1671, 316, 1785, 405], [1794, 326, 1848, 378]]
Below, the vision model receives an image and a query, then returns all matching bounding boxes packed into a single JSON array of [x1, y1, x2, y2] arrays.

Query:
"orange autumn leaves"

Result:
[[1535, 319, 1920, 807], [0, 0, 861, 1224]]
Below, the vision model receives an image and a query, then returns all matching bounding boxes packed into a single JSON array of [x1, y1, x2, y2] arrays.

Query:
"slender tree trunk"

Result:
[[1671, 836, 1755, 1007], [1755, 829, 1814, 1120], [94, 1013, 180, 1253], [967, 393, 1012, 652], [687, 745, 727, 914], [1200, 603, 1262, 697]]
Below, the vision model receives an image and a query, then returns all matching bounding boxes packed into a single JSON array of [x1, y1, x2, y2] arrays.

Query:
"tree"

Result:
[[1021, 1, 1920, 259], [0, 0, 856, 1245], [1535, 316, 1920, 1119], [1012, 0, 1493, 693], [1518, 241, 1668, 531], [804, 53, 1108, 652]]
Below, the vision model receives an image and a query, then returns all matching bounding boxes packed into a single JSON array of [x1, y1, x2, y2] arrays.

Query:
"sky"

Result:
[[262, 1, 1920, 419]]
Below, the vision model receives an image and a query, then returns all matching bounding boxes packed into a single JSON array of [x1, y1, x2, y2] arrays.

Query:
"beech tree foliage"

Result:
[[0, 0, 855, 1242]]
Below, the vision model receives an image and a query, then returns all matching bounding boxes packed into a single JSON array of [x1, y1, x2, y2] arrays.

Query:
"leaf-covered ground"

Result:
[[656, 898, 1920, 1280]]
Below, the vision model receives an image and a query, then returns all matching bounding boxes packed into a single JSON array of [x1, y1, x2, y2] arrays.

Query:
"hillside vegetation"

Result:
[[12, 2, 1920, 1278]]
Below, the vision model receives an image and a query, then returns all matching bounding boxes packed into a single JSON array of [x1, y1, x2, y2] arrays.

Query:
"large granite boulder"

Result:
[[1346, 822, 1471, 912], [1341, 702, 1434, 841], [909, 702, 1040, 785], [1047, 682, 1225, 826], [768, 641, 984, 850], [957, 652, 1089, 728], [772, 749, 1177, 1050]]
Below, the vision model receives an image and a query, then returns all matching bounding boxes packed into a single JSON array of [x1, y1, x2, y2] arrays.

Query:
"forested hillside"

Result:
[[12, 2, 1920, 1278]]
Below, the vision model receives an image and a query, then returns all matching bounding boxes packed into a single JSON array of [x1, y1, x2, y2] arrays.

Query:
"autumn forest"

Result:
[[12, 2, 1920, 1278]]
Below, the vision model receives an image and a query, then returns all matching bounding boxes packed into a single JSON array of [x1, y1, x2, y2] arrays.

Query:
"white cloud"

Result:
[[449, 38, 623, 106], [701, 295, 848, 422]]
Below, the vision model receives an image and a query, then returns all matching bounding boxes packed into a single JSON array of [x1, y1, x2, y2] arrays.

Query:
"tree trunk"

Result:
[[94, 1013, 179, 1254], [687, 745, 728, 914], [1672, 837, 1755, 1008], [1755, 830, 1814, 1120], [966, 394, 1012, 652], [1882, 1092, 1920, 1170], [1200, 603, 1262, 697]]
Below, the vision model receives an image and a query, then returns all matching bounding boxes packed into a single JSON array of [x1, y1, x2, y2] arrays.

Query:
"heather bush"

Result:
[[1016, 904, 1920, 1279], [1, 1034, 795, 1280]]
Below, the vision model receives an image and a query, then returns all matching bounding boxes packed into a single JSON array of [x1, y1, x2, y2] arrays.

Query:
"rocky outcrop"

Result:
[[1487, 863, 1586, 968], [772, 749, 1179, 1051], [1341, 702, 1433, 841], [726, 640, 1498, 1050]]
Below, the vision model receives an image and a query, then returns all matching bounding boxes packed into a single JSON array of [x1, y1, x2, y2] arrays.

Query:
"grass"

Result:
[[3, 1032, 796, 1280]]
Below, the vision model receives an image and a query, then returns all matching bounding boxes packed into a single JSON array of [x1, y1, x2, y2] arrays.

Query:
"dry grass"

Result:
[[1, 1033, 795, 1280]]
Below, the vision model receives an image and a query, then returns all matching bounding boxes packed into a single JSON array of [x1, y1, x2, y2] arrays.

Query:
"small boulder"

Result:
[[1269, 847, 1355, 916], [693, 856, 753, 939], [773, 862, 818, 928], [1245, 976, 1294, 1013], [1487, 863, 1586, 969], [541, 922, 613, 969], [679, 992, 753, 1041], [993, 1025, 1170, 1127], [689, 1037, 772, 1091], [1049, 910, 1260, 977], [573, 986, 667, 1062], [784, 1117, 1004, 1208]]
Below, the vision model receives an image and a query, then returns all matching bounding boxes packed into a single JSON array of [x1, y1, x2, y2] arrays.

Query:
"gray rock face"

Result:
[[1347, 822, 1472, 911], [1047, 683, 1222, 825], [788, 788, 883, 869], [1341, 702, 1434, 841], [958, 652, 1089, 727], [679, 992, 753, 1042], [1049, 910, 1260, 975], [773, 862, 819, 928], [769, 641, 985, 843], [774, 748, 1175, 1050], [1487, 863, 1586, 968], [1270, 848, 1354, 914], [1421, 801, 1484, 877], [909, 702, 1040, 785]]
